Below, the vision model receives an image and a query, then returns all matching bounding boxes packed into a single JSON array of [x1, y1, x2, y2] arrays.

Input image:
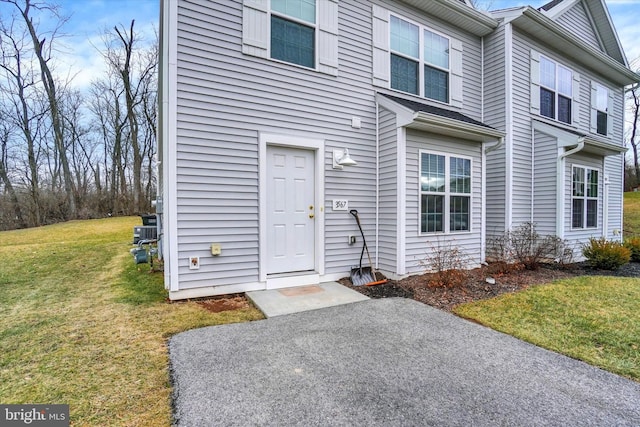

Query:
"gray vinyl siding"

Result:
[[174, 0, 378, 289], [405, 130, 483, 273], [605, 154, 624, 241], [510, 30, 536, 226], [377, 107, 398, 273], [555, 3, 602, 52], [509, 29, 626, 241], [375, 0, 484, 121], [483, 24, 506, 237], [532, 131, 557, 236]]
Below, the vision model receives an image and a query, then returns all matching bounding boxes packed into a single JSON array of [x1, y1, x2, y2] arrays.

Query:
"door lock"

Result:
[[309, 213, 315, 219]]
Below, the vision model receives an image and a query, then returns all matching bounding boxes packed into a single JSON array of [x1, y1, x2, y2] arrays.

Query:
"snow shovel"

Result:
[[349, 209, 378, 286]]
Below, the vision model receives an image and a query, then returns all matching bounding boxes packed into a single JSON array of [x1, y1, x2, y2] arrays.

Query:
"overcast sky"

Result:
[[3, 0, 637, 89]]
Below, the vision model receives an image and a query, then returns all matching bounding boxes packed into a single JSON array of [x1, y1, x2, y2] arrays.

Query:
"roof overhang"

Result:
[[377, 93, 505, 143], [400, 0, 498, 37], [502, 7, 639, 86], [533, 119, 627, 157]]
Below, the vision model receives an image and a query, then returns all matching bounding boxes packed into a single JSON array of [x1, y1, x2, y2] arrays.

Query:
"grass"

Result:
[[454, 191, 640, 382], [455, 276, 640, 381], [0, 217, 263, 426], [624, 191, 640, 237]]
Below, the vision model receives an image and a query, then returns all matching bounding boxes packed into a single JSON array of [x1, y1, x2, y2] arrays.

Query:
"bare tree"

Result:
[[3, 0, 77, 218]]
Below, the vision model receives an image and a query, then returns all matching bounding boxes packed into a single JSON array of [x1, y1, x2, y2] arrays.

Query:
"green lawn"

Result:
[[0, 217, 263, 426], [624, 191, 640, 237], [454, 191, 640, 381], [454, 276, 640, 381]]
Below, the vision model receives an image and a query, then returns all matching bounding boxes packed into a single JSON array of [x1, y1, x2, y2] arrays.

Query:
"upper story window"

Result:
[[595, 84, 608, 136], [572, 166, 598, 229], [372, 6, 463, 108], [241, 0, 338, 76], [270, 0, 316, 68], [539, 56, 573, 124], [389, 16, 450, 103], [530, 50, 579, 126], [420, 152, 471, 234]]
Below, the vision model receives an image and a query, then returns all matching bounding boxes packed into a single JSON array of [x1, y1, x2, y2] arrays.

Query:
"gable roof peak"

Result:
[[538, 0, 628, 67]]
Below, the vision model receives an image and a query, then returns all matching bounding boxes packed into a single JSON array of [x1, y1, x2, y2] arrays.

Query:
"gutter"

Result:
[[556, 137, 585, 238]]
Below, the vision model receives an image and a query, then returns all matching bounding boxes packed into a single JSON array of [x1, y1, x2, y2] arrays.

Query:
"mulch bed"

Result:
[[340, 262, 640, 312]]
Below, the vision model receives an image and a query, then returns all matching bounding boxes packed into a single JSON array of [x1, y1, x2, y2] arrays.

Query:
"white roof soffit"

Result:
[[400, 0, 498, 37], [511, 7, 639, 86]]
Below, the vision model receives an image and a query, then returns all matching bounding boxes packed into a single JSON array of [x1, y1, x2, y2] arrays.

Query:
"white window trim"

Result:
[[418, 150, 473, 235], [571, 164, 600, 230], [389, 13, 452, 104]]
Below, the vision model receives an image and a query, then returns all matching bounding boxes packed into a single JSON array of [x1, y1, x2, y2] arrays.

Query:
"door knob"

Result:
[[309, 213, 315, 219]]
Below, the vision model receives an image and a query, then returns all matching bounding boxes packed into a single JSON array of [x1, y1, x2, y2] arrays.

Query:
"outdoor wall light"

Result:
[[333, 148, 357, 169]]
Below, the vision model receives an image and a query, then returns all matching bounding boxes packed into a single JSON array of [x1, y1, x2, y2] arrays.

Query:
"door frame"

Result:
[[259, 132, 325, 287]]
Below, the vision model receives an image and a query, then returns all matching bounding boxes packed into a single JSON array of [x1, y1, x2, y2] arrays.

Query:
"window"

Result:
[[270, 0, 316, 68], [572, 166, 598, 229], [390, 16, 450, 103], [420, 152, 471, 233], [539, 56, 572, 124], [595, 84, 608, 136]]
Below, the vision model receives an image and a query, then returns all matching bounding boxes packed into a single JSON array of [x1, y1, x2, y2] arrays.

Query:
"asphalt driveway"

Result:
[[169, 298, 640, 426]]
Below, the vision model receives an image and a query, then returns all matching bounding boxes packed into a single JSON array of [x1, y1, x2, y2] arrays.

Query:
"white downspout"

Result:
[[375, 103, 380, 269], [556, 137, 585, 238]]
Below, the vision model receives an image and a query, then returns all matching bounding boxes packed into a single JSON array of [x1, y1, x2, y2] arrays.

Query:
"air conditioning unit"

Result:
[[133, 226, 157, 244]]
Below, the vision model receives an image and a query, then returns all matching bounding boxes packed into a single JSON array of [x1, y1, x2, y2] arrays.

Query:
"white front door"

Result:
[[266, 146, 316, 274]]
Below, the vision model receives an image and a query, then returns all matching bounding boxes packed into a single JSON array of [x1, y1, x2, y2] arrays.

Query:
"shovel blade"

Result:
[[350, 267, 375, 286]]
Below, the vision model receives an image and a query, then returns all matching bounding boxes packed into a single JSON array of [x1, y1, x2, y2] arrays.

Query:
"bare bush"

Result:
[[420, 239, 469, 288], [489, 222, 571, 270]]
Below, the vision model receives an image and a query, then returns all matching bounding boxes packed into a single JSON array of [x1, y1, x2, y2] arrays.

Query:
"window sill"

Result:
[[419, 230, 473, 236]]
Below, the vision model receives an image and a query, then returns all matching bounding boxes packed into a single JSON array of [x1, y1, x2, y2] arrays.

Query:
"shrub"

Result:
[[582, 237, 630, 270], [624, 237, 640, 262], [420, 239, 468, 288], [489, 222, 569, 270]]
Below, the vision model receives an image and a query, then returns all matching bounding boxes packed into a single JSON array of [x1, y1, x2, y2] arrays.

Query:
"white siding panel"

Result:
[[483, 25, 507, 239], [377, 107, 398, 273], [174, 0, 378, 290], [555, 2, 602, 52], [532, 131, 557, 236], [509, 28, 626, 254], [405, 130, 483, 274]]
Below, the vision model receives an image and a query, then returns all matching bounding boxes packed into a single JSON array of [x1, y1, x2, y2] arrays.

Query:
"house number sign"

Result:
[[332, 200, 348, 211]]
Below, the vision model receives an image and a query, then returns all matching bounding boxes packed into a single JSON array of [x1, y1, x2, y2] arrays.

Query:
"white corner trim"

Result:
[[505, 23, 513, 230], [258, 132, 325, 283], [397, 127, 407, 275], [162, 0, 179, 292]]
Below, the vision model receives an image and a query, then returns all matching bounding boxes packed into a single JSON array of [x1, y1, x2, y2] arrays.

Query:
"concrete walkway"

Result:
[[169, 298, 640, 426], [246, 282, 369, 317]]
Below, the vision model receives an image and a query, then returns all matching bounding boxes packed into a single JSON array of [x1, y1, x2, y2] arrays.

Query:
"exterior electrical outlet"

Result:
[[189, 256, 200, 270]]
